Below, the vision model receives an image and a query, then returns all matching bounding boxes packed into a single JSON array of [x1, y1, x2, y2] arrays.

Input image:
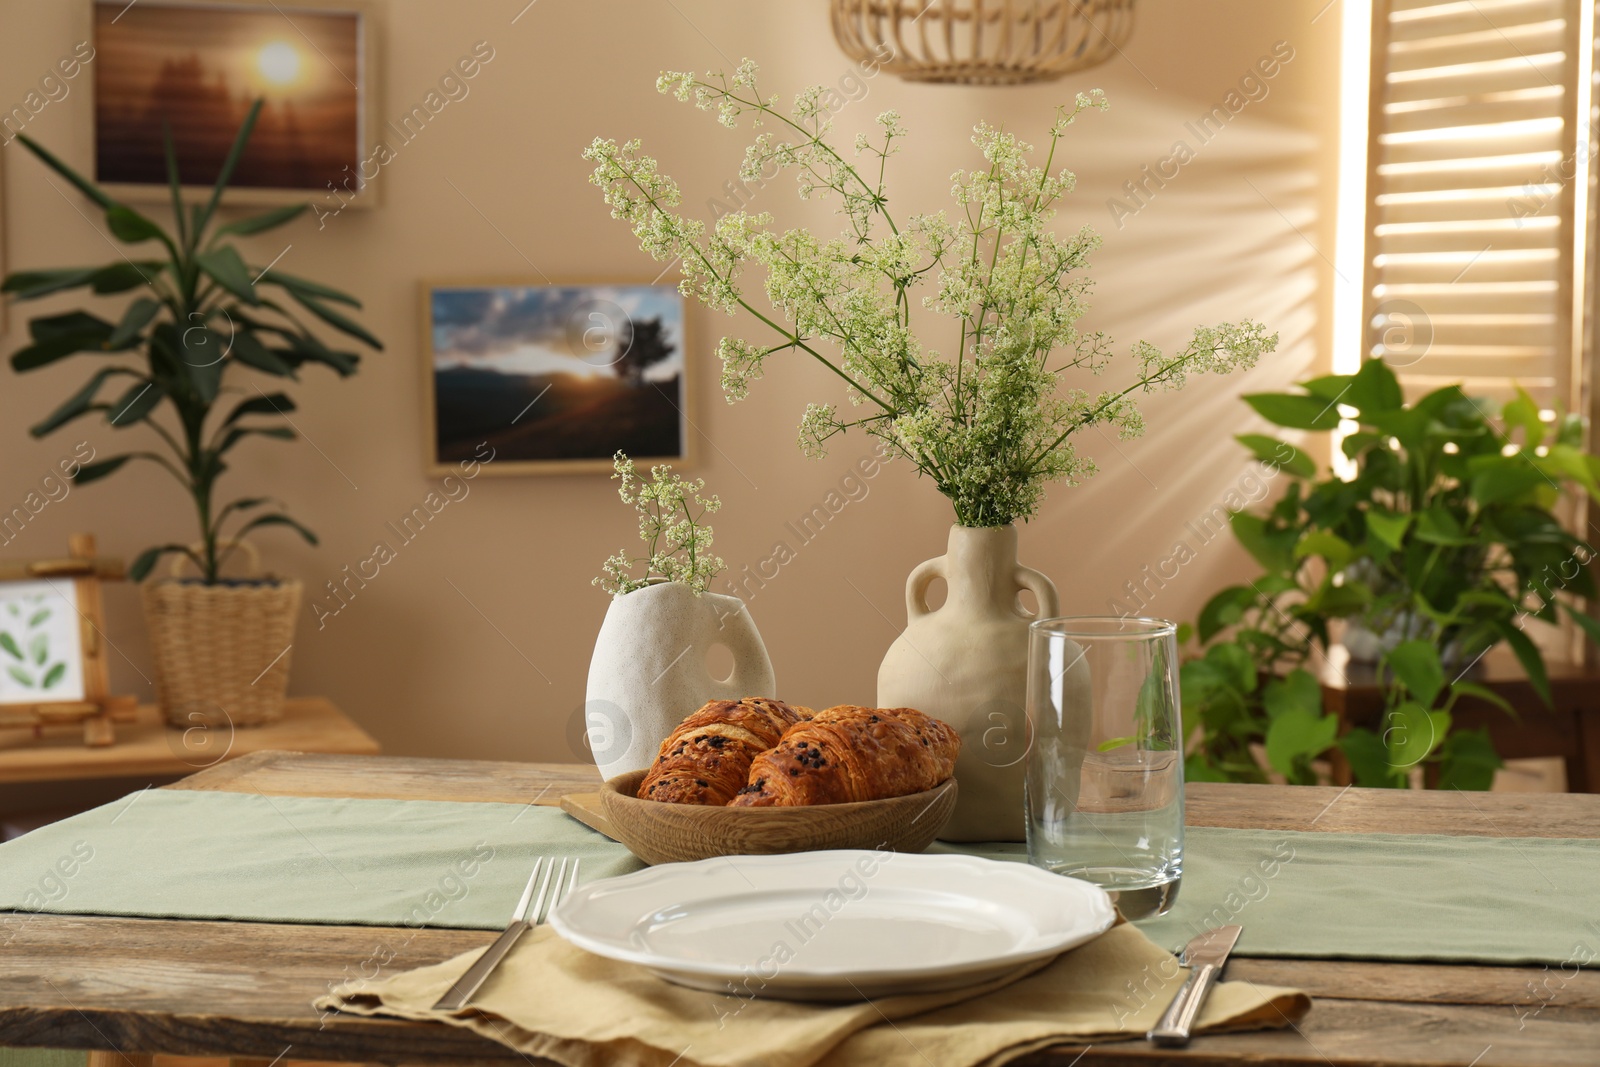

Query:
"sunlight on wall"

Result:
[[1332, 0, 1373, 479]]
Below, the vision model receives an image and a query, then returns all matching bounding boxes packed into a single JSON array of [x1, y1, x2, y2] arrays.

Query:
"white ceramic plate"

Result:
[[549, 849, 1115, 1000]]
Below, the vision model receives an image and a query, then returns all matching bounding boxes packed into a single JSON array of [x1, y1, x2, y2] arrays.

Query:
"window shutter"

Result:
[[1364, 0, 1592, 407]]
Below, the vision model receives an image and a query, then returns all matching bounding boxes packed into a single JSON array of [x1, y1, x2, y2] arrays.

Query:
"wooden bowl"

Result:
[[600, 770, 959, 865]]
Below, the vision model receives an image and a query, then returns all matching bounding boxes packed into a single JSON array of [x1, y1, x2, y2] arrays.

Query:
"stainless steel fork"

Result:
[[430, 856, 579, 1012]]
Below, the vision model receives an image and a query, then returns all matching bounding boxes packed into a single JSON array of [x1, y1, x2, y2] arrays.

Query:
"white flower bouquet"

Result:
[[585, 61, 1277, 527]]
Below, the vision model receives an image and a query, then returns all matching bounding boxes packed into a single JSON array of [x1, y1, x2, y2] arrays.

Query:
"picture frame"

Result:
[[420, 279, 693, 476], [89, 0, 381, 209], [0, 535, 135, 746]]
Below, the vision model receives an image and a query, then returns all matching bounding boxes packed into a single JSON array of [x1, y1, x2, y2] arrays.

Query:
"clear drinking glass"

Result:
[[1024, 616, 1184, 919]]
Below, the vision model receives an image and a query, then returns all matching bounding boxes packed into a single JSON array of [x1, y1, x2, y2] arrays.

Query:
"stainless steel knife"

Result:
[[1147, 924, 1243, 1046]]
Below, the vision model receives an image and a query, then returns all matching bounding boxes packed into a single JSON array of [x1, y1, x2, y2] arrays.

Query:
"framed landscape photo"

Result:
[[422, 281, 691, 475], [91, 0, 379, 206]]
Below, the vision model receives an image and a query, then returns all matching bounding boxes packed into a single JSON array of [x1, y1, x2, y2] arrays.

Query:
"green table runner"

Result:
[[0, 789, 1594, 968]]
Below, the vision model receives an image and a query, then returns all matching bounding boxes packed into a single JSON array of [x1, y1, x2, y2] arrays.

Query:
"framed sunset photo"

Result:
[[422, 281, 691, 476], [91, 0, 378, 205]]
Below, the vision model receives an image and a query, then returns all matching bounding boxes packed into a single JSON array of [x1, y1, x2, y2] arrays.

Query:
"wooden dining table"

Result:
[[1, 750, 1596, 1067]]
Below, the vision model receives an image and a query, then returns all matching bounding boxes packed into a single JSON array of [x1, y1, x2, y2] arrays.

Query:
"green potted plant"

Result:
[[1182, 358, 1599, 789], [584, 61, 1278, 838], [2, 101, 381, 727]]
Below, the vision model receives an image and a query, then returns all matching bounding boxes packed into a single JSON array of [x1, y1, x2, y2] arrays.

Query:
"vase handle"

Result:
[[1014, 565, 1059, 620], [906, 556, 946, 622], [714, 600, 775, 694]]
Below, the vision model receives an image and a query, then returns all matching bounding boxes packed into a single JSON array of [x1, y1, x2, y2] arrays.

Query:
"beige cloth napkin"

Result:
[[316, 923, 1309, 1067]]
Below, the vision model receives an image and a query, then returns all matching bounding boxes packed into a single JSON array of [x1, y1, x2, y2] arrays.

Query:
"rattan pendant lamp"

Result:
[[830, 0, 1135, 85]]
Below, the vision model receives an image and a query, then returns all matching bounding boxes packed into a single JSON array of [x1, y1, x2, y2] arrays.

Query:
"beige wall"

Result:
[[0, 0, 1342, 764]]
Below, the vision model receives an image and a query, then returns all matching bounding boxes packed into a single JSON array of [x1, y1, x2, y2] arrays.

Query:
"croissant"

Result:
[[729, 705, 959, 807], [637, 697, 810, 805]]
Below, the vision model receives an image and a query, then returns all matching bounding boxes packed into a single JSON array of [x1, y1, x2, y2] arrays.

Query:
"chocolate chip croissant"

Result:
[[637, 697, 810, 805], [729, 705, 959, 807]]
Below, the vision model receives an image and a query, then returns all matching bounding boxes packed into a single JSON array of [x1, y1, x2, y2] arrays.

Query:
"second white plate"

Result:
[[549, 849, 1115, 1000]]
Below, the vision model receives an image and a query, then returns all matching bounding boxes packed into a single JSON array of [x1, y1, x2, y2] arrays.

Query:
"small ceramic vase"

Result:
[[585, 581, 776, 780]]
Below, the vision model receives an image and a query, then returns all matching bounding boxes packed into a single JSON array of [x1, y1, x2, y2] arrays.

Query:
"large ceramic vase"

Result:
[[878, 524, 1059, 842], [585, 581, 776, 780]]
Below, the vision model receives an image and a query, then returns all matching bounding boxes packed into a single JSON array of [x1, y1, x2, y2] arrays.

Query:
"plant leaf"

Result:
[[129, 544, 200, 581], [108, 297, 164, 348], [1230, 511, 1295, 573], [1265, 708, 1339, 779], [1469, 460, 1545, 506], [105, 204, 168, 245], [72, 455, 134, 485], [1387, 639, 1445, 708], [282, 289, 382, 349], [0, 633, 22, 662], [7, 665, 36, 688], [92, 261, 165, 294], [1263, 668, 1322, 720], [178, 325, 228, 402], [1436, 727, 1501, 791], [1415, 505, 1471, 546], [29, 633, 48, 666], [1197, 585, 1257, 643], [1243, 392, 1342, 430], [256, 268, 362, 307], [1501, 386, 1545, 450], [106, 379, 166, 426], [1235, 433, 1315, 478], [1493, 619, 1551, 706], [10, 330, 113, 372], [14, 133, 116, 208], [1560, 602, 1600, 652], [1, 267, 103, 299], [279, 340, 359, 376], [163, 118, 188, 249], [215, 203, 308, 237], [1449, 680, 1514, 716], [219, 425, 296, 453], [193, 99, 263, 239], [29, 311, 114, 342], [41, 662, 66, 690], [1342, 357, 1404, 415], [232, 512, 319, 546], [230, 331, 297, 377], [196, 246, 261, 305], [30, 366, 140, 436], [1293, 529, 1354, 572], [1364, 507, 1412, 551], [223, 393, 296, 426], [1383, 700, 1447, 772]]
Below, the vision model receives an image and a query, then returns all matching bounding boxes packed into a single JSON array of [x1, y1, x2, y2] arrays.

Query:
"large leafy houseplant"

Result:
[[1183, 358, 1599, 789], [585, 63, 1277, 525], [2, 101, 381, 583]]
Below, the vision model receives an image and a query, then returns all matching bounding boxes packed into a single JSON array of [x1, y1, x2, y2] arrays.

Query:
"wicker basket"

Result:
[[831, 0, 1136, 85], [141, 541, 301, 728]]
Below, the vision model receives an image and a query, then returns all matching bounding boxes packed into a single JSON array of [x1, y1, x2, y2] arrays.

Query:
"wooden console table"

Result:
[[0, 698, 380, 832], [1319, 647, 1600, 791], [0, 697, 379, 785]]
